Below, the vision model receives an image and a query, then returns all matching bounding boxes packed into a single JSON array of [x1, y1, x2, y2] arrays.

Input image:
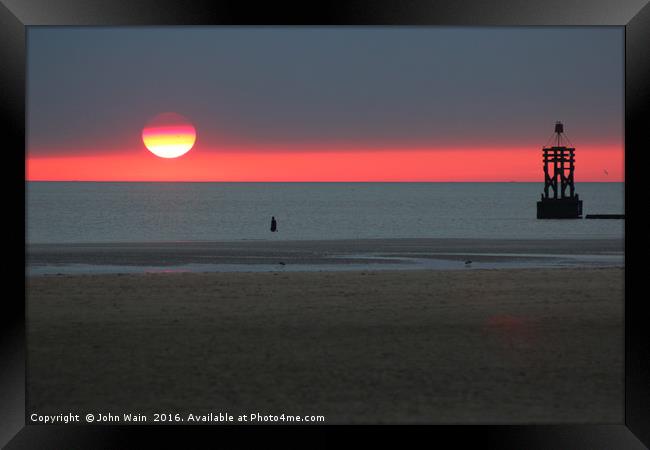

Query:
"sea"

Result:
[[26, 182, 624, 244]]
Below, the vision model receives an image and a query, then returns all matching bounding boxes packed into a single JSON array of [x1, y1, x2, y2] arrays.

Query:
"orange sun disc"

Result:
[[142, 112, 197, 158]]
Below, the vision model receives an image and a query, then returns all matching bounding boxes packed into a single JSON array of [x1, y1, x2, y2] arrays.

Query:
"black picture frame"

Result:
[[2, 0, 648, 447]]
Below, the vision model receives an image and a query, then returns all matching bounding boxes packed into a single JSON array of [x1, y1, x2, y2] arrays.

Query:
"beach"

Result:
[[27, 238, 624, 274], [26, 239, 624, 424]]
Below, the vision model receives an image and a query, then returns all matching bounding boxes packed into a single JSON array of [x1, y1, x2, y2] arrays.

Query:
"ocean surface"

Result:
[[27, 182, 624, 244]]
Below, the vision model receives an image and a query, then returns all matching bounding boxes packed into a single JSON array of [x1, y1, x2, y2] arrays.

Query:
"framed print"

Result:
[[2, 0, 648, 447]]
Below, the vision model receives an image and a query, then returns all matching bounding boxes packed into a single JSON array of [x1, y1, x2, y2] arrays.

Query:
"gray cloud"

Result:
[[27, 26, 623, 154]]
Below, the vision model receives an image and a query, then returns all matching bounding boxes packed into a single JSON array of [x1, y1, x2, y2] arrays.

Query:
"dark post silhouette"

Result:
[[536, 121, 583, 219], [270, 216, 277, 232]]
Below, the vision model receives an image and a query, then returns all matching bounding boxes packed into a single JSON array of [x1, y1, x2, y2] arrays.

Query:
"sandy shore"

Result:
[[27, 267, 623, 424], [27, 238, 624, 265], [27, 239, 624, 274]]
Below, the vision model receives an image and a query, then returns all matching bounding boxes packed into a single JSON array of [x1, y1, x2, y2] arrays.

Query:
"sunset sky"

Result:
[[27, 27, 623, 182]]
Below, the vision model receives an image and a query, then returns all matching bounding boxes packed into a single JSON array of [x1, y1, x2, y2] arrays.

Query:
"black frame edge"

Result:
[[0, 0, 26, 448], [625, 1, 650, 447]]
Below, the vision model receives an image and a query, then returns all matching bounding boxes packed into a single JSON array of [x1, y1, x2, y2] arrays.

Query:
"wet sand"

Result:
[[27, 238, 624, 267], [27, 265, 624, 424]]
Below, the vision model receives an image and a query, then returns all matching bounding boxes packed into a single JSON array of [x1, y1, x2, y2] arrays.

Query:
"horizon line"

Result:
[[25, 179, 624, 183]]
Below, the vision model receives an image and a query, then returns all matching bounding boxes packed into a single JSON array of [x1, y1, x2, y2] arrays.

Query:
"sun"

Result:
[[142, 112, 196, 158]]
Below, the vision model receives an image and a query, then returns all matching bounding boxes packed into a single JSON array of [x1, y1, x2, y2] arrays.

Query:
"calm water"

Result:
[[26, 182, 624, 243]]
